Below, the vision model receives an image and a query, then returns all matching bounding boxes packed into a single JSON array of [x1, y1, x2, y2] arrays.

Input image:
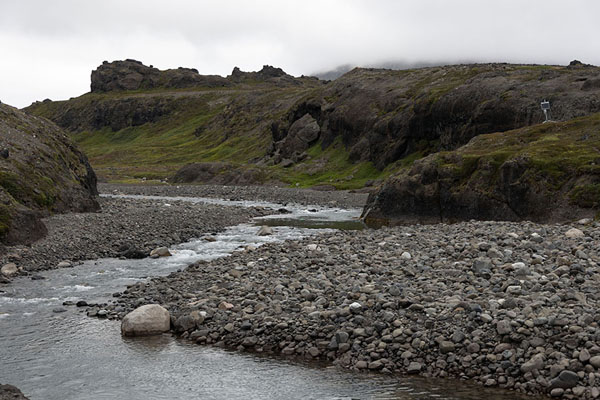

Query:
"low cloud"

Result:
[[1, 0, 598, 107]]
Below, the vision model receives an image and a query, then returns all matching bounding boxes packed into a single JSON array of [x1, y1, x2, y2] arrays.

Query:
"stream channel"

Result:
[[1, 194, 535, 399]]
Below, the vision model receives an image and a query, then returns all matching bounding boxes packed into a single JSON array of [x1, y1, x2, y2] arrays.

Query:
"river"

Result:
[[0, 195, 536, 399]]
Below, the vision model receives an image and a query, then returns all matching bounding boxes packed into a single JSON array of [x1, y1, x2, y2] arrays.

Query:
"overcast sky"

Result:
[[1, 0, 598, 108]]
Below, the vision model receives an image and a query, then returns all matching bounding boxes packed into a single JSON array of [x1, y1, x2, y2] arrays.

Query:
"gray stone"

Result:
[[150, 247, 171, 258], [590, 355, 600, 368], [1, 263, 18, 277], [521, 355, 545, 373], [496, 320, 512, 335], [121, 304, 170, 336], [257, 225, 273, 236], [472, 258, 492, 277], [439, 341, 455, 354], [549, 370, 579, 389], [565, 228, 585, 238], [407, 362, 422, 374]]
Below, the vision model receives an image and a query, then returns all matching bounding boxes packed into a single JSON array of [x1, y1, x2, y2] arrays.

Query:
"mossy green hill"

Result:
[[25, 60, 600, 220], [0, 103, 98, 245]]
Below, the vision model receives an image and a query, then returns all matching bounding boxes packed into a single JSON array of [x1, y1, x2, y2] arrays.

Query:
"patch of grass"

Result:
[[430, 112, 600, 200], [0, 203, 12, 238], [570, 184, 600, 208], [273, 138, 401, 189]]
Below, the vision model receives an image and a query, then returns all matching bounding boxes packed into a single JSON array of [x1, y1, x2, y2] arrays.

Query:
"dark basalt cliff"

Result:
[[0, 103, 98, 245], [91, 59, 231, 92], [362, 112, 600, 225]]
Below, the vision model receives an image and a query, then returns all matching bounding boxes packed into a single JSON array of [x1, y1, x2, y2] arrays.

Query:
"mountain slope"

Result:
[[25, 60, 600, 193], [0, 103, 98, 245]]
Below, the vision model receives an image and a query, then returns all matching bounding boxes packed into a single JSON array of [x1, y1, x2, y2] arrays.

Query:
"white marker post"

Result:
[[541, 100, 551, 123]]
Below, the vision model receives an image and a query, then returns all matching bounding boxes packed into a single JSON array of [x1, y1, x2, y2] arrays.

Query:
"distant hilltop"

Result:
[[90, 59, 319, 92]]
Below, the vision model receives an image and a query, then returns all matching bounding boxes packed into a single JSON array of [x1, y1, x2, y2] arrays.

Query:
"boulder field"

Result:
[[0, 103, 98, 247], [93, 218, 600, 398]]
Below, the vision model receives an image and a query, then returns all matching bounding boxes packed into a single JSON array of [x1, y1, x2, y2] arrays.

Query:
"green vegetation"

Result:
[[0, 203, 12, 238], [432, 112, 600, 205]]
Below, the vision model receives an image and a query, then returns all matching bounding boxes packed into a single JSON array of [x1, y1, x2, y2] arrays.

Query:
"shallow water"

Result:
[[0, 196, 534, 399]]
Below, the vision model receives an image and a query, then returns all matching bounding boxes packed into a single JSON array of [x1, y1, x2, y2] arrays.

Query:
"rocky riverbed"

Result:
[[0, 196, 265, 276], [96, 218, 600, 398], [99, 183, 369, 208], [0, 184, 367, 278]]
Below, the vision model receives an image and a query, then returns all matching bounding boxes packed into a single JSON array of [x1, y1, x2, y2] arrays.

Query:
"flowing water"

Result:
[[0, 195, 534, 399]]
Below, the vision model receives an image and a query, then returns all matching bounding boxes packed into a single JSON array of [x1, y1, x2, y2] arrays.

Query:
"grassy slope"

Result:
[[28, 63, 587, 190], [47, 86, 404, 189], [433, 112, 600, 207]]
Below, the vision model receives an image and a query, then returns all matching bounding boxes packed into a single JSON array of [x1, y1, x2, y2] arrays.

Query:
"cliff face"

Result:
[[362, 112, 600, 226], [0, 103, 98, 245], [270, 63, 600, 169]]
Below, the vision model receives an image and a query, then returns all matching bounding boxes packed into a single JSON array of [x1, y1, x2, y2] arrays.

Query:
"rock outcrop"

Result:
[[121, 304, 171, 336], [271, 63, 600, 170], [91, 59, 231, 92], [0, 103, 98, 245], [362, 112, 600, 225], [0, 384, 29, 400]]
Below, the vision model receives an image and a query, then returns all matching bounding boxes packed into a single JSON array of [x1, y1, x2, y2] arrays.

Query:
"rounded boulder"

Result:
[[121, 304, 171, 337]]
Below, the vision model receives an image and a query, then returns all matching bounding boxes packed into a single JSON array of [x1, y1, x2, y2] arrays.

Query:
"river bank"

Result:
[[0, 184, 367, 277], [103, 218, 600, 398]]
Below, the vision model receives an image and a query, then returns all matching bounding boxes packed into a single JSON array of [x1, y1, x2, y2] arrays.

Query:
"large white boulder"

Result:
[[150, 247, 172, 258], [121, 304, 171, 336], [565, 228, 585, 239], [1, 263, 18, 277]]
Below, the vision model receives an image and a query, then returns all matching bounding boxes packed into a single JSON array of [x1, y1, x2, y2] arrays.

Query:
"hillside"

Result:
[[362, 112, 600, 225], [25, 60, 600, 194], [0, 103, 98, 245]]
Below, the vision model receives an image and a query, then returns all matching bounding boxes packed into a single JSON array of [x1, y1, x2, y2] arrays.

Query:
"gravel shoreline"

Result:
[[99, 183, 369, 209], [0, 184, 367, 278], [98, 218, 600, 398]]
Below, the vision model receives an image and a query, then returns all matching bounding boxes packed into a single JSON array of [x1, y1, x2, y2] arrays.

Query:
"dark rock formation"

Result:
[[362, 113, 600, 225], [271, 63, 600, 170], [0, 103, 99, 245], [271, 113, 320, 163], [90, 59, 231, 92], [0, 384, 29, 400], [228, 65, 303, 86]]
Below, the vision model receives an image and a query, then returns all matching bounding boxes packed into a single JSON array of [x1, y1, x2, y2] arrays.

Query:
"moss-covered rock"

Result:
[[0, 103, 98, 245], [363, 113, 600, 225]]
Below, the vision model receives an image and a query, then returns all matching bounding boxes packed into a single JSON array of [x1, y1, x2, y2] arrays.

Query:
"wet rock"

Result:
[[121, 304, 170, 336], [257, 226, 273, 236], [150, 247, 172, 258]]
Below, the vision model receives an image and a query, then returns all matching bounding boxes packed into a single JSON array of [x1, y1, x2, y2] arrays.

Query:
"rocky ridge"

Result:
[[0, 103, 98, 246], [94, 218, 600, 398]]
